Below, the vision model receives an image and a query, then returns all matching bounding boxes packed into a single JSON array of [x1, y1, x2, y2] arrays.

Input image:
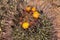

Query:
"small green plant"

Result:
[[0, 0, 54, 40]]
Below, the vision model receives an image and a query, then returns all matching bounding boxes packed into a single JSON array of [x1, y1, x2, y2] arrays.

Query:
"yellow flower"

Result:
[[32, 11, 40, 19], [25, 6, 31, 12], [32, 7, 36, 12], [22, 22, 29, 29]]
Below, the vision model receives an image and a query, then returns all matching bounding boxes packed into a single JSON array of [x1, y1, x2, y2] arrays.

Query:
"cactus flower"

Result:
[[32, 11, 40, 19], [25, 6, 31, 12], [22, 22, 29, 29], [32, 7, 36, 12]]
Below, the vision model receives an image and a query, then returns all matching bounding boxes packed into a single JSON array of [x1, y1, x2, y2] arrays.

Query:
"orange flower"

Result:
[[32, 11, 40, 19], [32, 7, 36, 12], [25, 6, 31, 12]]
